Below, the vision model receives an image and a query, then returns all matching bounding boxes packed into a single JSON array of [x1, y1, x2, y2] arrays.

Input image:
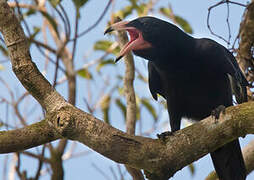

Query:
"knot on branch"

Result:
[[48, 106, 77, 138]]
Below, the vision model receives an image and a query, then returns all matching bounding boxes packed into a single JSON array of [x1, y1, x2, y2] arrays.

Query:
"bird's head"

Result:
[[104, 16, 174, 62]]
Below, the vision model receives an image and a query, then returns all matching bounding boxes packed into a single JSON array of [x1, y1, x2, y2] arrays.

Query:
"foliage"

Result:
[[0, 0, 196, 179], [159, 7, 193, 34]]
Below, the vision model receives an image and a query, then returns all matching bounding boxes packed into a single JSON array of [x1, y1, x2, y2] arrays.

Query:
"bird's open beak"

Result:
[[104, 20, 152, 62], [104, 21, 129, 35]]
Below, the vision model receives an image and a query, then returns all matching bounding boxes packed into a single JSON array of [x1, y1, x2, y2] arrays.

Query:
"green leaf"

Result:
[[188, 163, 195, 175], [115, 98, 126, 119], [137, 74, 148, 83], [118, 87, 124, 96], [30, 26, 41, 40], [136, 3, 146, 15], [23, 9, 36, 17], [135, 96, 141, 120], [94, 40, 112, 51], [100, 95, 111, 110], [114, 5, 134, 19], [100, 95, 111, 124], [0, 45, 8, 56], [77, 68, 93, 79], [40, 11, 59, 38], [72, 0, 89, 9], [96, 59, 115, 72], [129, 0, 138, 9], [175, 15, 193, 34], [159, 7, 193, 34], [159, 7, 172, 18], [0, 64, 4, 71], [94, 40, 120, 55], [141, 98, 158, 121], [49, 0, 62, 8]]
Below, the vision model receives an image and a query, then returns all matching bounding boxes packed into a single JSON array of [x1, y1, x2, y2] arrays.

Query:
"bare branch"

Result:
[[71, 0, 112, 40], [0, 0, 66, 112], [0, 120, 61, 153], [0, 93, 253, 179], [207, 0, 247, 45], [1, 1, 254, 179], [114, 17, 144, 180], [236, 0, 254, 99], [48, 101, 254, 179]]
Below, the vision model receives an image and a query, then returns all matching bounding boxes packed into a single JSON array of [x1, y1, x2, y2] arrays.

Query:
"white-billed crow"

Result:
[[105, 16, 247, 180]]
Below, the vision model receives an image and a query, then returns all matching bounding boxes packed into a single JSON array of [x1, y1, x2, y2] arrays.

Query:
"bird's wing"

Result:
[[200, 38, 248, 103], [223, 49, 248, 103], [148, 62, 165, 100]]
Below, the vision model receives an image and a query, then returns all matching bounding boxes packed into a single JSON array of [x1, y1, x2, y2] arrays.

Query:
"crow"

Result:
[[105, 16, 247, 180]]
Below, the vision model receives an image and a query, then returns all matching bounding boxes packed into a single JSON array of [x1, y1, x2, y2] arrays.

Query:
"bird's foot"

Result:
[[157, 131, 173, 141], [211, 105, 226, 123], [144, 170, 170, 180]]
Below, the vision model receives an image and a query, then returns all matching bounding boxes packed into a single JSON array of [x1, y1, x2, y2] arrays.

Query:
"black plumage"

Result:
[[105, 16, 247, 180]]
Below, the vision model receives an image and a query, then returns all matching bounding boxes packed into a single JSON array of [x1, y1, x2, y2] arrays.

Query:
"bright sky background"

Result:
[[0, 0, 253, 180]]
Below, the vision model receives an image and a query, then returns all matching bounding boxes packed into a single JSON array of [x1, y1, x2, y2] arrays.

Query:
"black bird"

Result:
[[105, 16, 247, 180]]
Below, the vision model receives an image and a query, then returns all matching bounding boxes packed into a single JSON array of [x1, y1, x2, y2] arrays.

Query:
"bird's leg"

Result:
[[157, 113, 181, 141], [157, 131, 173, 141], [144, 169, 171, 180], [211, 105, 226, 123]]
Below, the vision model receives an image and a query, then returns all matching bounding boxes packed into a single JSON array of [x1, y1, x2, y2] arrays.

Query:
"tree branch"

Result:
[[0, 120, 61, 153], [0, 0, 66, 112], [236, 0, 254, 98], [114, 17, 144, 180], [52, 102, 254, 179], [1, 0, 254, 179], [0, 91, 254, 178]]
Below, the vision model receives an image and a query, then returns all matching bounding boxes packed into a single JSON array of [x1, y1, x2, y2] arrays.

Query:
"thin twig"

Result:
[[71, 9, 79, 64], [59, 3, 71, 38], [207, 1, 230, 44], [207, 0, 247, 45], [53, 4, 70, 40], [22, 150, 50, 163], [14, 0, 31, 36], [30, 39, 57, 53], [226, 2, 231, 46], [52, 56, 60, 88], [70, 0, 112, 40], [34, 145, 46, 180], [91, 163, 111, 180]]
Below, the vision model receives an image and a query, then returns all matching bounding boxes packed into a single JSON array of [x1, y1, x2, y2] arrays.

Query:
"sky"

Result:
[[0, 0, 253, 180]]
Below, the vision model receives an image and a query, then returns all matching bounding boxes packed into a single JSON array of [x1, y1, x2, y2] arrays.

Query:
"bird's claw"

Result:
[[211, 105, 226, 123], [157, 131, 173, 141]]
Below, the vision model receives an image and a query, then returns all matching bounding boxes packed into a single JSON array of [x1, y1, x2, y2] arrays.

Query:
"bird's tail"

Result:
[[210, 139, 246, 180]]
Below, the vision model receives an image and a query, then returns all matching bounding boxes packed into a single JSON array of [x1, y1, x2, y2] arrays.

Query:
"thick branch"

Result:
[[237, 0, 254, 69], [53, 102, 254, 178], [0, 98, 254, 178], [236, 0, 254, 98], [0, 120, 61, 153], [1, 1, 254, 179]]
